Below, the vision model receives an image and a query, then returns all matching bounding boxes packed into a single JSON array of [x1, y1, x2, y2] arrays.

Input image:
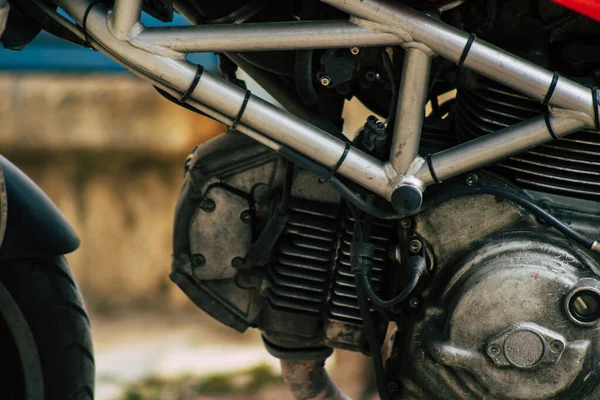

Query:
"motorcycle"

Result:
[[4, 0, 600, 399]]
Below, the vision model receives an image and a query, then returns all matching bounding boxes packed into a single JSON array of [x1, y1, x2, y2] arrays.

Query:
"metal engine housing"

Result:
[[398, 225, 600, 399]]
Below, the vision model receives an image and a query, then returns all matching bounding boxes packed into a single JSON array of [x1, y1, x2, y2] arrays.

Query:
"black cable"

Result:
[[347, 205, 392, 400], [382, 50, 398, 122], [362, 269, 422, 308], [278, 147, 402, 219], [425, 184, 596, 250]]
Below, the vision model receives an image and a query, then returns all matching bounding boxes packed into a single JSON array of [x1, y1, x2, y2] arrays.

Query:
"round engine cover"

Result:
[[399, 234, 600, 399]]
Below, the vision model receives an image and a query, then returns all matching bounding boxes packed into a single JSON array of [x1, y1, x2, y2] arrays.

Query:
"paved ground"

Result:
[[92, 309, 376, 400], [92, 310, 282, 400]]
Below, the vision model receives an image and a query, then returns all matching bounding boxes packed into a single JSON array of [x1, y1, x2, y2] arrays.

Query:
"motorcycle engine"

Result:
[[170, 0, 600, 398]]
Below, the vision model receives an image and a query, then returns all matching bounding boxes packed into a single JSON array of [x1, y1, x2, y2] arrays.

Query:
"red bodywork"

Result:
[[552, 0, 600, 22]]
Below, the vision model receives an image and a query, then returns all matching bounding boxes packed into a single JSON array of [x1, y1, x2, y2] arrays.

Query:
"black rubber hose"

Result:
[[295, 50, 320, 106], [348, 205, 392, 400], [362, 259, 424, 308]]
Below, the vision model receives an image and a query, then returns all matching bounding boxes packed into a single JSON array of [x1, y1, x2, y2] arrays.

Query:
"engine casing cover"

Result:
[[399, 233, 600, 399]]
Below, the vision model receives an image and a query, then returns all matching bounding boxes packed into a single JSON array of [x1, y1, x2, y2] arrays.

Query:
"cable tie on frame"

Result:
[[545, 113, 560, 141], [319, 141, 351, 183], [542, 72, 560, 106], [81, 0, 107, 49], [457, 33, 476, 68], [426, 154, 442, 184], [228, 90, 252, 132], [179, 65, 204, 102]]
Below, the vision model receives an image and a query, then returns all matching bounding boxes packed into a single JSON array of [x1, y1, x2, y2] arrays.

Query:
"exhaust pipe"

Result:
[[280, 359, 352, 400]]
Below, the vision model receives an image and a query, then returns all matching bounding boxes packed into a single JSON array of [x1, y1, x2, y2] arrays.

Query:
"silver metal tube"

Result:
[[321, 0, 595, 124], [390, 48, 431, 174], [60, 0, 392, 198], [108, 0, 143, 40], [414, 115, 586, 186], [136, 20, 403, 53], [0, 0, 9, 38]]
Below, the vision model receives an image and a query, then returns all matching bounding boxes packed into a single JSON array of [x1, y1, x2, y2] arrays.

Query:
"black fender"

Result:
[[0, 155, 79, 259]]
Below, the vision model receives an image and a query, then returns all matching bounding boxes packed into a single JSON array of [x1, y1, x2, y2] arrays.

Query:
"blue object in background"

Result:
[[0, 13, 218, 73]]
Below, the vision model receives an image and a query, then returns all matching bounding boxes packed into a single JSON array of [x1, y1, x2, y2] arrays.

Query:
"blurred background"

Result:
[[0, 14, 376, 400]]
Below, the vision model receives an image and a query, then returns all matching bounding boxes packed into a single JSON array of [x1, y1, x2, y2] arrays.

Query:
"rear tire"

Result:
[[0, 256, 95, 399]]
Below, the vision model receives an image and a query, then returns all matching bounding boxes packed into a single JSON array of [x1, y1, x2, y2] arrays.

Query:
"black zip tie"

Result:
[[457, 33, 476, 68], [179, 65, 204, 102], [426, 154, 442, 184], [319, 141, 351, 183], [545, 113, 560, 140], [81, 0, 106, 49], [542, 72, 560, 106], [228, 90, 251, 132], [593, 87, 600, 130]]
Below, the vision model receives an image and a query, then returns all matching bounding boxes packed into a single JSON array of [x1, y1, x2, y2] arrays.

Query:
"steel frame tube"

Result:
[[390, 48, 431, 175], [108, 0, 143, 40], [414, 115, 586, 185], [136, 20, 404, 53], [320, 0, 596, 124], [59, 0, 392, 198]]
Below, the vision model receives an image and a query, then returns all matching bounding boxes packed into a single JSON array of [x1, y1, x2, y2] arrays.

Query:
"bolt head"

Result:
[[400, 219, 412, 229], [350, 47, 360, 55], [231, 257, 245, 269], [387, 381, 399, 393], [192, 254, 206, 267], [409, 298, 420, 308], [550, 340, 564, 353], [200, 199, 216, 212], [465, 174, 478, 186], [409, 239, 422, 254], [240, 210, 252, 223], [320, 76, 331, 86], [487, 343, 502, 357]]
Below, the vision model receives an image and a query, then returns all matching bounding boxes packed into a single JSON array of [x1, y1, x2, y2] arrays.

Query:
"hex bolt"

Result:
[[487, 343, 502, 357], [231, 257, 245, 269], [400, 219, 412, 229], [465, 174, 478, 186], [192, 254, 206, 267], [350, 47, 360, 55], [320, 76, 332, 86], [409, 239, 422, 254], [387, 381, 399, 393], [550, 340, 564, 353], [200, 198, 216, 212], [240, 210, 252, 223], [409, 298, 420, 308], [365, 71, 377, 82]]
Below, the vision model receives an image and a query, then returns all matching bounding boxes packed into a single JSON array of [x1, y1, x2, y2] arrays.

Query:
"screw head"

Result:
[[365, 71, 377, 82], [487, 343, 502, 357], [465, 174, 478, 186], [409, 239, 422, 254], [409, 298, 420, 308], [387, 381, 399, 393], [400, 219, 412, 229], [550, 340, 564, 353], [200, 199, 216, 212], [240, 210, 252, 223], [192, 254, 206, 267], [320, 76, 331, 86], [350, 47, 360, 55], [231, 257, 245, 269]]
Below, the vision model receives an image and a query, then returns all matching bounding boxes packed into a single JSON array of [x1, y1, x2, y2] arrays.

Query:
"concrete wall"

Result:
[[0, 74, 224, 310]]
